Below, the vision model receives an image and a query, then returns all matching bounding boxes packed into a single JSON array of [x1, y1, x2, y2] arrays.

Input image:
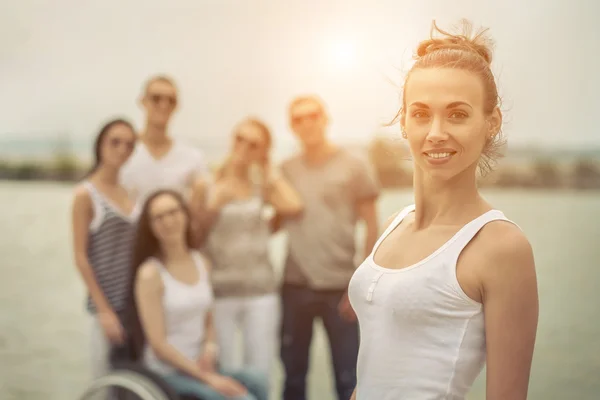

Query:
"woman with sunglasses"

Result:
[[71, 118, 139, 380], [128, 190, 268, 400], [198, 117, 303, 387]]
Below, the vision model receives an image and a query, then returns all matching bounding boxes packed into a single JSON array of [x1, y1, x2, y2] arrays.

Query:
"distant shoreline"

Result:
[[368, 136, 600, 191], [1, 167, 599, 191], [2, 136, 600, 190]]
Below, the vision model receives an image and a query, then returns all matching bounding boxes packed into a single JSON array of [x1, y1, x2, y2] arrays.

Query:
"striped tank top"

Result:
[[84, 181, 140, 314]]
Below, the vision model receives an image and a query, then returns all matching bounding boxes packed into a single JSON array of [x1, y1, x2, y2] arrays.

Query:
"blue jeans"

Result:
[[163, 368, 268, 400], [279, 284, 359, 400]]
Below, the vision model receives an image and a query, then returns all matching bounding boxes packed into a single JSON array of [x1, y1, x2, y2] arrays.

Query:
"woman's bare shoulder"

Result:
[[475, 220, 535, 283], [72, 184, 94, 217], [73, 183, 92, 202], [478, 220, 532, 260], [136, 260, 164, 291]]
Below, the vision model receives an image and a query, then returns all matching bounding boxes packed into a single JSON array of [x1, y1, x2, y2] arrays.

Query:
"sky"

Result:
[[1, 0, 599, 162]]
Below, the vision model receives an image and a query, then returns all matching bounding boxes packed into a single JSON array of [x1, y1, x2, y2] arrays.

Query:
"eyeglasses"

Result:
[[109, 137, 135, 151], [150, 206, 182, 222], [148, 93, 177, 107]]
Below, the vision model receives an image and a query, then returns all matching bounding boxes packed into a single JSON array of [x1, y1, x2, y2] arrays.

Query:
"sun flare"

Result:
[[326, 38, 358, 70]]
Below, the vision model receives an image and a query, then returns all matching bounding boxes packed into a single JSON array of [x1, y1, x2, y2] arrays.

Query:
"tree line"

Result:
[[368, 136, 600, 190]]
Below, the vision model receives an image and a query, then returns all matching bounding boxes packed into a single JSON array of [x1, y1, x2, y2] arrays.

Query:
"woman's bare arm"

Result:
[[72, 186, 112, 314], [203, 311, 218, 347], [264, 173, 303, 217], [480, 223, 538, 400], [269, 213, 284, 234], [135, 261, 213, 382], [189, 177, 222, 248], [196, 253, 218, 351]]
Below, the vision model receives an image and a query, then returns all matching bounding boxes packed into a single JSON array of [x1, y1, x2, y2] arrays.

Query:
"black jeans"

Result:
[[280, 284, 359, 400]]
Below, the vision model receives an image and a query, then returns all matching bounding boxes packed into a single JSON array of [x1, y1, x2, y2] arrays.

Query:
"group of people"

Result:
[[72, 20, 539, 400], [73, 74, 378, 399]]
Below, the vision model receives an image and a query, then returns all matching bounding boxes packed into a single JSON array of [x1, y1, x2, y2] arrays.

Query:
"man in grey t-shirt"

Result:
[[276, 95, 380, 400]]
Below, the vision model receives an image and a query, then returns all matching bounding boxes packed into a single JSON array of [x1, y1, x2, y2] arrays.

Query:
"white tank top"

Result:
[[348, 204, 517, 400], [144, 251, 214, 375]]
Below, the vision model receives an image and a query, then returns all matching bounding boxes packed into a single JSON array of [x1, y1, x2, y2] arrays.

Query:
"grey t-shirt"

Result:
[[281, 149, 380, 290]]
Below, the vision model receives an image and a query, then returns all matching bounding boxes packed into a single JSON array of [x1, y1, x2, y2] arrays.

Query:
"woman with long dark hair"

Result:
[[71, 118, 139, 380], [127, 189, 268, 400]]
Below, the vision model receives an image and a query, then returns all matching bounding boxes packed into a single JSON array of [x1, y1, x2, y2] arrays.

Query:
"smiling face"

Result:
[[401, 68, 501, 181], [148, 193, 188, 246]]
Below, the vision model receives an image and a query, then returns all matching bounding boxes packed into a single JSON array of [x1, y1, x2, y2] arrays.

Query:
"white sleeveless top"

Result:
[[348, 204, 517, 400], [144, 251, 214, 375]]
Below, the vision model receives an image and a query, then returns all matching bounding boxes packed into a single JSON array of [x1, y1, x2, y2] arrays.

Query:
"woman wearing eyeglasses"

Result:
[[197, 117, 303, 388], [71, 118, 140, 380], [128, 190, 268, 400]]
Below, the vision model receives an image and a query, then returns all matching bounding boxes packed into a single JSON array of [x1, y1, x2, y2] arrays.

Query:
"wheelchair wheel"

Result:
[[78, 369, 176, 400]]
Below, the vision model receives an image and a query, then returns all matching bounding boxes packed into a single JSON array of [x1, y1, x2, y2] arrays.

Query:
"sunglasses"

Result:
[[148, 93, 177, 107], [108, 137, 135, 151], [291, 111, 321, 125], [235, 134, 261, 151]]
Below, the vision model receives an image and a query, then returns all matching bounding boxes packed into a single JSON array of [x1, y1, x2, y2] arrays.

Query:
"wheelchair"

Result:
[[78, 346, 202, 400]]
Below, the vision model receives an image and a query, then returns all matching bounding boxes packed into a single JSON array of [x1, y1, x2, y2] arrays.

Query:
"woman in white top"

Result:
[[348, 20, 539, 400], [71, 118, 140, 379], [127, 189, 268, 400]]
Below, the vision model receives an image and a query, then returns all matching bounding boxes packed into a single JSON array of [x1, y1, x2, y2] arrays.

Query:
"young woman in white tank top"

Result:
[[348, 20, 539, 400], [126, 189, 268, 400]]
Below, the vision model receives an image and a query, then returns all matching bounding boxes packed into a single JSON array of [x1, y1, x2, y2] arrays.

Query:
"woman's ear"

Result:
[[487, 107, 503, 138]]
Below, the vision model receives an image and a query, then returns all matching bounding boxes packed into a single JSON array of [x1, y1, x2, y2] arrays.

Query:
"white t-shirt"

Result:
[[120, 140, 209, 202]]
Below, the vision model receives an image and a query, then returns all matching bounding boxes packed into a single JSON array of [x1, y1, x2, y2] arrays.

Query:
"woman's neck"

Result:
[[412, 165, 489, 229], [160, 241, 190, 266], [222, 159, 250, 182], [92, 165, 120, 186], [231, 162, 250, 180]]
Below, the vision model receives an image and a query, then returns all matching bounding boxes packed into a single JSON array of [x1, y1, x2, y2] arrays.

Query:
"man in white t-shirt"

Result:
[[120, 75, 209, 203]]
